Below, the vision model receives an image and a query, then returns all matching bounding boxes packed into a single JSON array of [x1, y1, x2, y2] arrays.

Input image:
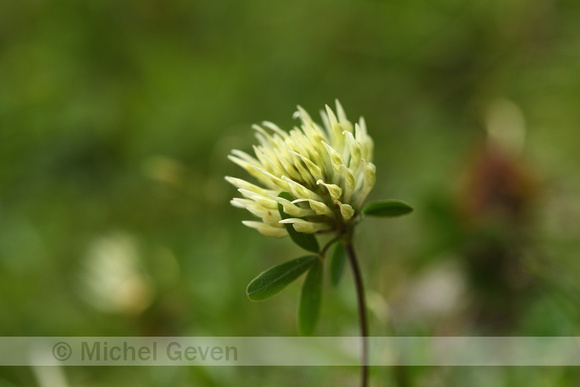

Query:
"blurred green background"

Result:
[[2, 0, 580, 385]]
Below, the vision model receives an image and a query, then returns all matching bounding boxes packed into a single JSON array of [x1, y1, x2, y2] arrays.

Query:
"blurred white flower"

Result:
[[226, 100, 376, 237], [78, 232, 154, 315]]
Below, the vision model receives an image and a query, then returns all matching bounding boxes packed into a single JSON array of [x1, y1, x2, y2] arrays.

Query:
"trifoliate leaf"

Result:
[[278, 192, 320, 253], [329, 242, 347, 286], [362, 200, 414, 217], [298, 258, 323, 335], [247, 255, 317, 301]]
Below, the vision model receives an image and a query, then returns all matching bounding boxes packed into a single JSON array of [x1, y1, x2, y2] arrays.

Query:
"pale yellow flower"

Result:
[[226, 100, 376, 238]]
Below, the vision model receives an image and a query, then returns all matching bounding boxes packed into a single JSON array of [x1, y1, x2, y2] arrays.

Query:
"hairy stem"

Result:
[[344, 237, 369, 387]]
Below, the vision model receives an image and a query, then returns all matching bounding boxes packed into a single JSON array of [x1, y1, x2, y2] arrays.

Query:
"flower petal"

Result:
[[279, 218, 330, 234], [242, 221, 288, 238], [316, 180, 342, 201], [282, 176, 322, 201], [272, 195, 316, 217], [292, 199, 334, 217], [225, 176, 274, 197], [334, 200, 355, 221]]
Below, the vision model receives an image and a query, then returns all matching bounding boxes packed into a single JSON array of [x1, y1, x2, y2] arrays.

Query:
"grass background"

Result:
[[1, 0, 580, 385]]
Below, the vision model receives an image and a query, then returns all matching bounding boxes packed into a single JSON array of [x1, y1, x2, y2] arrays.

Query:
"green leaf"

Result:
[[298, 258, 323, 335], [278, 192, 320, 253], [329, 242, 347, 286], [363, 200, 414, 217], [247, 255, 317, 301]]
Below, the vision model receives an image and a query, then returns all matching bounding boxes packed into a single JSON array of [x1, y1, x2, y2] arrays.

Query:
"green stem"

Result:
[[343, 237, 369, 387]]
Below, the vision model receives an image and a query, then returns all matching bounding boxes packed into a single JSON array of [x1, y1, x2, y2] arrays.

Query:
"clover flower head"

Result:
[[226, 100, 376, 238]]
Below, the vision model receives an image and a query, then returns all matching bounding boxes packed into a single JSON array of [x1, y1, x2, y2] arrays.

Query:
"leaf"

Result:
[[278, 192, 320, 253], [247, 255, 317, 301], [298, 258, 323, 335], [329, 242, 347, 286], [363, 200, 414, 217]]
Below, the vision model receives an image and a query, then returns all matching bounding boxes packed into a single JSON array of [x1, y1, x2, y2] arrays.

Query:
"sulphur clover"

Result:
[[226, 100, 413, 386]]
